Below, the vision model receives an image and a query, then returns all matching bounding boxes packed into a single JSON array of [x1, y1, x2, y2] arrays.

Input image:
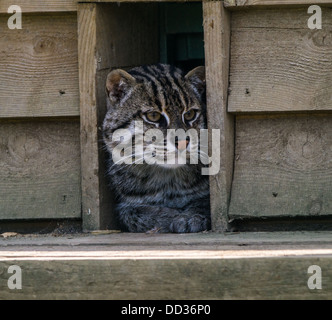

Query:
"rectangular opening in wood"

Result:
[[79, 2, 208, 231]]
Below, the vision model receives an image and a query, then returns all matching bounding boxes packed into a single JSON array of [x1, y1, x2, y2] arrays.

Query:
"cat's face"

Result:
[[103, 64, 206, 168]]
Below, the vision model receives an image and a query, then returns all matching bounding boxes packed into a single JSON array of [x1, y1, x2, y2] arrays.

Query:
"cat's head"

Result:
[[103, 64, 206, 168]]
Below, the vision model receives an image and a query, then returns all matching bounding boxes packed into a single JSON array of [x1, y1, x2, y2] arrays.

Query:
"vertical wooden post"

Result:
[[78, 4, 114, 231], [78, 3, 99, 231], [203, 1, 234, 231]]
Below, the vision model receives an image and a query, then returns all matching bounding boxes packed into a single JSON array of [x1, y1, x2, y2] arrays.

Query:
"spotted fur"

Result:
[[103, 64, 210, 233]]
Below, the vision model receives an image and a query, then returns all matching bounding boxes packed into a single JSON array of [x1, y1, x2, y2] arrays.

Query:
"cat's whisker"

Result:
[[132, 157, 145, 165], [109, 154, 146, 175], [111, 152, 145, 167]]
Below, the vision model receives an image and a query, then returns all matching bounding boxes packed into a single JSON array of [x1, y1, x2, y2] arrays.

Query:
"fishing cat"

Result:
[[102, 64, 210, 233]]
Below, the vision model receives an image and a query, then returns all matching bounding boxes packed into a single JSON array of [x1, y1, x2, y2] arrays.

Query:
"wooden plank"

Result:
[[229, 114, 332, 219], [1, 257, 331, 299], [1, 231, 332, 299], [228, 8, 332, 113], [0, 120, 81, 219], [78, 3, 159, 231], [79, 0, 200, 2], [0, 0, 77, 13], [0, 13, 79, 118], [225, 0, 332, 8], [3, 230, 332, 248], [78, 4, 101, 231], [203, 1, 234, 231]]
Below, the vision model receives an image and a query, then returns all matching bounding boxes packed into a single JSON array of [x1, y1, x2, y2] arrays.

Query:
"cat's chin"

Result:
[[156, 163, 186, 169]]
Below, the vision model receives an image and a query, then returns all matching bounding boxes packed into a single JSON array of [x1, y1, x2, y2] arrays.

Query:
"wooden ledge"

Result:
[[0, 232, 331, 299], [1, 231, 332, 259]]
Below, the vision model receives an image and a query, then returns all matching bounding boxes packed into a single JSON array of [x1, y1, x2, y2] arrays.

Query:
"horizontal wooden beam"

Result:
[[0, 121, 81, 219], [224, 0, 332, 8], [0, 232, 332, 299], [0, 13, 79, 118], [0, 0, 77, 13], [0, 257, 331, 299], [229, 114, 332, 219], [228, 7, 332, 113]]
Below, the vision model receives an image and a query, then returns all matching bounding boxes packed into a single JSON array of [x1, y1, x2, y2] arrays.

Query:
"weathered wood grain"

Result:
[[0, 258, 329, 299], [203, 1, 234, 231], [229, 114, 332, 219], [78, 4, 101, 231], [3, 230, 332, 247], [228, 8, 332, 113], [0, 0, 77, 13], [96, 3, 159, 72], [0, 121, 81, 219], [1, 232, 331, 299], [0, 13, 79, 117], [225, 0, 332, 8], [78, 3, 159, 231]]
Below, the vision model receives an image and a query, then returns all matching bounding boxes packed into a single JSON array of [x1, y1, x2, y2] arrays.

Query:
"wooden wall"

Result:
[[0, 0, 77, 13], [228, 8, 332, 113], [227, 6, 332, 223], [0, 4, 81, 220], [229, 114, 332, 219], [0, 13, 79, 118], [0, 120, 81, 219], [2, 0, 332, 231]]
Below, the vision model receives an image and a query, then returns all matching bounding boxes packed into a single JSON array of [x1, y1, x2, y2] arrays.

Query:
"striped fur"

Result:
[[103, 64, 210, 233]]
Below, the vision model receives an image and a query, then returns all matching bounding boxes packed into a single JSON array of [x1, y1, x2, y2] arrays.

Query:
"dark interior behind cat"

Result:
[[103, 64, 210, 233]]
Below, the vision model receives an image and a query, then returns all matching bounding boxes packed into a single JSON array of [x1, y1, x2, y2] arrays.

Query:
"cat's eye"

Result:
[[146, 111, 161, 122], [184, 109, 197, 122]]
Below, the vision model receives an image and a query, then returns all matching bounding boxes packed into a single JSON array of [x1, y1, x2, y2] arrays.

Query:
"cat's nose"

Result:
[[175, 137, 189, 151]]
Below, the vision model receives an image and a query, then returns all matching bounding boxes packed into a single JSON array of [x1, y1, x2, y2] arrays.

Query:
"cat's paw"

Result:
[[188, 214, 210, 233], [170, 214, 210, 233]]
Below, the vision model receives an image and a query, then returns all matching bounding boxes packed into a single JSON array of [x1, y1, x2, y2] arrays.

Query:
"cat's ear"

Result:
[[185, 66, 205, 98], [106, 69, 136, 105]]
